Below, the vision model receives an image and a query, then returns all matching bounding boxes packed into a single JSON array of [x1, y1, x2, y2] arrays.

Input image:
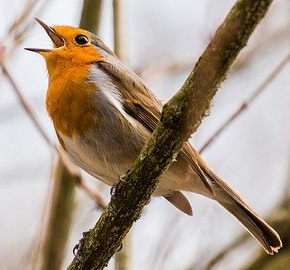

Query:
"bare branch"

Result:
[[0, 0, 51, 60], [0, 61, 53, 147], [203, 159, 290, 270]]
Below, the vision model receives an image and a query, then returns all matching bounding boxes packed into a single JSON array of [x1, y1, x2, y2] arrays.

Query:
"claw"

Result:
[[73, 229, 92, 261], [117, 242, 123, 252], [110, 174, 126, 196], [110, 183, 117, 196], [145, 197, 151, 205]]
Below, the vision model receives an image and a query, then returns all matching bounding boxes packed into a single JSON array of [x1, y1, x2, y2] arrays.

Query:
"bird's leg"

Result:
[[109, 181, 118, 196], [117, 242, 123, 252], [73, 229, 92, 261], [145, 196, 151, 205], [110, 171, 128, 196]]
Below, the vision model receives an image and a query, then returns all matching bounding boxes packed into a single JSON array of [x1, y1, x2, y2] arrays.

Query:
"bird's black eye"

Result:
[[75, 35, 89, 45]]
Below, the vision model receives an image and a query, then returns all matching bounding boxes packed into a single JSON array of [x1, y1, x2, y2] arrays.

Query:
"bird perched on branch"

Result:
[[26, 19, 282, 255]]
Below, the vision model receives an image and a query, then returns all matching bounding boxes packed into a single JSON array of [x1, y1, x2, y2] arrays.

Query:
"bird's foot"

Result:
[[110, 174, 126, 196], [73, 229, 92, 261], [117, 242, 123, 252], [145, 196, 151, 205]]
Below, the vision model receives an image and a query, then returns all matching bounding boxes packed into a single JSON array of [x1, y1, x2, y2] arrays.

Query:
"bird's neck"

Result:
[[44, 47, 103, 79], [46, 64, 99, 138]]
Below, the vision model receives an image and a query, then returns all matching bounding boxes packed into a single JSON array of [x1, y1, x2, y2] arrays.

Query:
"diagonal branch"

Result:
[[202, 160, 290, 270], [67, 0, 274, 269], [0, 0, 51, 62]]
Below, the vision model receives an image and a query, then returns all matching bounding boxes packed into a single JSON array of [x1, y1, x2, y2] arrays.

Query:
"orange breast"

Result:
[[46, 64, 99, 138]]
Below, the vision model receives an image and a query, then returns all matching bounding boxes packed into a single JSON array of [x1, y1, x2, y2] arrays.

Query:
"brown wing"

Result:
[[98, 59, 213, 194], [98, 59, 162, 118], [122, 99, 159, 131]]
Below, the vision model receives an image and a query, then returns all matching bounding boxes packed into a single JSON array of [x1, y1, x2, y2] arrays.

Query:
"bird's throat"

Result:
[[46, 64, 99, 138]]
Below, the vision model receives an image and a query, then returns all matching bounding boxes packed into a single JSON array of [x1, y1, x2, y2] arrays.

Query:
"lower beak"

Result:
[[25, 18, 64, 53]]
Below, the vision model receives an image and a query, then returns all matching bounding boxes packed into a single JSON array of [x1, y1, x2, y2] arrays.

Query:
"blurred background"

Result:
[[0, 0, 289, 269]]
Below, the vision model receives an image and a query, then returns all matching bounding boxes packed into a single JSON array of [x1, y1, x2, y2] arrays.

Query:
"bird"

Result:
[[25, 19, 282, 255]]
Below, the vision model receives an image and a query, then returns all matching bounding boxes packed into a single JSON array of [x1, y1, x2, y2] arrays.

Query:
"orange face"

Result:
[[25, 19, 105, 137], [25, 19, 103, 79]]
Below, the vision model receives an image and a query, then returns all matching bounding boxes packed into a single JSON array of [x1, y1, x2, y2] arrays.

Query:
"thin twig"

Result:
[[199, 52, 290, 154], [152, 213, 184, 270], [79, 179, 106, 210], [202, 158, 290, 270], [135, 26, 289, 81], [0, 0, 52, 60], [5, 0, 35, 34], [0, 61, 53, 147], [197, 233, 249, 270], [1, 0, 36, 44]]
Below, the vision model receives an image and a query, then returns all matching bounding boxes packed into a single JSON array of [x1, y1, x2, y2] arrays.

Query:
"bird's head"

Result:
[[25, 19, 113, 76]]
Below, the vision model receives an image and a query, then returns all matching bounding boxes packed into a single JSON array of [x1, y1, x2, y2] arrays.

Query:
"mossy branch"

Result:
[[67, 0, 273, 269]]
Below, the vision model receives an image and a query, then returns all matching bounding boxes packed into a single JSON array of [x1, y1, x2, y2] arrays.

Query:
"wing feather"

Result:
[[96, 58, 213, 194]]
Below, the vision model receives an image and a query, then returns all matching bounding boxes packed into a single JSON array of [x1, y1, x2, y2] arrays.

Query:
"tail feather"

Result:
[[164, 191, 193, 216], [206, 170, 282, 254]]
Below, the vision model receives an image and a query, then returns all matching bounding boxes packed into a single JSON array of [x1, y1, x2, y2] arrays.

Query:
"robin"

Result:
[[25, 19, 282, 254]]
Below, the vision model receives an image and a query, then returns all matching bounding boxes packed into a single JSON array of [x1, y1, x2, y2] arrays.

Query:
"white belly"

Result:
[[58, 129, 141, 186], [58, 128, 202, 197]]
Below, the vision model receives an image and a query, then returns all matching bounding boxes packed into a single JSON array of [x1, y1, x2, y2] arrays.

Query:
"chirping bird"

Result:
[[25, 19, 282, 254]]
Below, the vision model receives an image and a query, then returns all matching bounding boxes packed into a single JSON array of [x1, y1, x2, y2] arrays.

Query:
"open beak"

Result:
[[25, 18, 64, 53]]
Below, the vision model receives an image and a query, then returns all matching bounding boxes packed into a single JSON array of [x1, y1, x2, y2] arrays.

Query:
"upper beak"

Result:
[[25, 18, 64, 53]]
